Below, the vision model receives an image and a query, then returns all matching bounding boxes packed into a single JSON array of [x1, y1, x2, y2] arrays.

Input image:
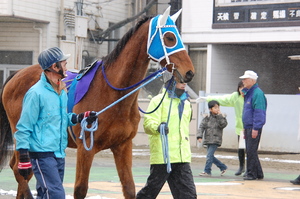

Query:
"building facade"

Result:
[[181, 0, 300, 152], [182, 0, 300, 95], [0, 0, 149, 87], [2, 0, 298, 152]]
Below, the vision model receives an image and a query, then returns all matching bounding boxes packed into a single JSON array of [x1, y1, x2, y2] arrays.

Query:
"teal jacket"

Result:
[[15, 73, 76, 158], [242, 83, 267, 130], [143, 89, 192, 164], [206, 92, 244, 135]]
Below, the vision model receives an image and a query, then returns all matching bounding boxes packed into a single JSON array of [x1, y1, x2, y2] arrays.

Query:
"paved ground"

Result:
[[1, 145, 300, 199]]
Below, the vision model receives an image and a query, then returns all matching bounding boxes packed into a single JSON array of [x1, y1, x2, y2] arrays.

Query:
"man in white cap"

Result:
[[239, 70, 267, 180], [14, 47, 97, 198], [240, 70, 267, 180]]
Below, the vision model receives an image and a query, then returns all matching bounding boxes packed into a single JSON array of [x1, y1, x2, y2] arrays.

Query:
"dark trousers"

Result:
[[136, 163, 197, 199], [31, 157, 65, 199], [245, 128, 264, 179]]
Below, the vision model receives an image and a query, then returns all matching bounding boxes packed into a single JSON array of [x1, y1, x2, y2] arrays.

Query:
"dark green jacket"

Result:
[[197, 114, 227, 146]]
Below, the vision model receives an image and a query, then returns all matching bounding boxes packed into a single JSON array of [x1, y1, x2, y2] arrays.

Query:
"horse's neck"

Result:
[[108, 30, 150, 86]]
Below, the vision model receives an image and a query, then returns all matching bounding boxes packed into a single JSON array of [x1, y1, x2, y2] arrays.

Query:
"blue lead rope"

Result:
[[79, 67, 167, 151], [160, 123, 172, 173], [79, 119, 98, 151], [160, 80, 176, 173]]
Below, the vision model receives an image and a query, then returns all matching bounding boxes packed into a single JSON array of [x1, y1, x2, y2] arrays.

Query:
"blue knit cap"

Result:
[[38, 47, 70, 70]]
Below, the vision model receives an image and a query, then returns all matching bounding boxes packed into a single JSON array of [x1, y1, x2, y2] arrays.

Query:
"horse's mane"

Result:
[[103, 16, 152, 67]]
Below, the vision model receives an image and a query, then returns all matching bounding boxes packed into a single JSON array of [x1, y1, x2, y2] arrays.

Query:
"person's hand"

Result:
[[241, 130, 245, 139], [252, 129, 258, 138], [196, 97, 207, 103], [18, 150, 32, 180], [77, 111, 97, 124], [157, 122, 169, 135]]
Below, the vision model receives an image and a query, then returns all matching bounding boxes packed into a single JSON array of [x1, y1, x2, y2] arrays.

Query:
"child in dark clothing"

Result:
[[197, 100, 228, 176]]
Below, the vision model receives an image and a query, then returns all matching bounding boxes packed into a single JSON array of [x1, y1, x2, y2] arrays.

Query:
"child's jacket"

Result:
[[197, 114, 228, 146]]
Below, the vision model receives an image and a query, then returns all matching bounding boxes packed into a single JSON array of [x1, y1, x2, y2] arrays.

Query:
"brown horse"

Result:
[[0, 8, 194, 199]]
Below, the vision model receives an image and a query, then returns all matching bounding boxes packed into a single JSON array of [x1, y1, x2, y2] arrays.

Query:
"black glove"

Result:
[[157, 122, 169, 135], [76, 111, 97, 124], [18, 149, 32, 180]]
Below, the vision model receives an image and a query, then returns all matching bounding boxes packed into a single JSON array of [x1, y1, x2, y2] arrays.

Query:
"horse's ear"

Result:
[[159, 6, 171, 27], [170, 9, 182, 22]]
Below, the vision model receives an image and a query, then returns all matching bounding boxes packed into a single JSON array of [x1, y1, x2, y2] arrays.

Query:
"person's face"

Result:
[[60, 60, 68, 75], [239, 86, 244, 95], [210, 104, 220, 115], [241, 78, 256, 89], [50, 60, 68, 79], [176, 82, 187, 90]]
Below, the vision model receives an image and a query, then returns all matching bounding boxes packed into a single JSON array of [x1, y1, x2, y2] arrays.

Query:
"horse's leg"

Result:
[[73, 145, 95, 199], [111, 140, 135, 199], [10, 151, 34, 199]]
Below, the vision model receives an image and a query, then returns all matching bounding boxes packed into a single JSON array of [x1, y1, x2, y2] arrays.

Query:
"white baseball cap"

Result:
[[239, 70, 258, 80]]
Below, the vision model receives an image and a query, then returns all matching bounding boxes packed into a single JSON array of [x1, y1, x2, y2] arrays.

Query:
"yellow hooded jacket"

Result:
[[143, 89, 192, 164]]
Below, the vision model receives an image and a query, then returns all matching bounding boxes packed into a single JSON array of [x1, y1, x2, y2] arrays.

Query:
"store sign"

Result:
[[216, 10, 245, 22], [213, 3, 300, 27]]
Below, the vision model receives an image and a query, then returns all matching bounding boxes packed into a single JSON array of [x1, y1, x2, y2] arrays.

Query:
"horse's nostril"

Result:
[[185, 70, 194, 82]]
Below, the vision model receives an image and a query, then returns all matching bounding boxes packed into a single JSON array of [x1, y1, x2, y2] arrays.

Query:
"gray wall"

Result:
[[210, 44, 300, 94]]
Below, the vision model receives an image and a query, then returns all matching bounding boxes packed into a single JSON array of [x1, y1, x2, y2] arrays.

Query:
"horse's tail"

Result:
[[0, 72, 17, 171]]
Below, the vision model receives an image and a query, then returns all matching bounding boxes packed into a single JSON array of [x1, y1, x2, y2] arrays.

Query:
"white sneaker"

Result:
[[199, 172, 211, 177], [221, 170, 226, 176]]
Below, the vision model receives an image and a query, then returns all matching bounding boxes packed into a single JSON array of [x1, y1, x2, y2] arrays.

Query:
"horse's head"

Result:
[[147, 7, 195, 83]]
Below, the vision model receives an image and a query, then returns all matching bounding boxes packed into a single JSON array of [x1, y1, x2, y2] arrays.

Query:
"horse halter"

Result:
[[147, 7, 185, 66]]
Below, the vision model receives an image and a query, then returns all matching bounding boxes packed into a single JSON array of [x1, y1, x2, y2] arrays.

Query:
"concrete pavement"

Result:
[[1, 146, 300, 199]]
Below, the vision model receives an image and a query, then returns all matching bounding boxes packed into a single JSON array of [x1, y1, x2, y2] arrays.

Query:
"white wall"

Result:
[[13, 0, 59, 48], [0, 22, 40, 63], [182, 0, 213, 33], [0, 0, 11, 15], [68, 0, 131, 61]]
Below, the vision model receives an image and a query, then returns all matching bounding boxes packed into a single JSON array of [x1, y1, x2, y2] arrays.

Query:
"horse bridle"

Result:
[[147, 16, 185, 83], [165, 62, 185, 83]]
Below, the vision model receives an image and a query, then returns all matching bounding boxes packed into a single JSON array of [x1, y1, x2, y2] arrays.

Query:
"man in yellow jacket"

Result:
[[136, 80, 197, 199]]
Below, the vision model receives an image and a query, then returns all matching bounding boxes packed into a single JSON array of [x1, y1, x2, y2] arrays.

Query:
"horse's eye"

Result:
[[167, 36, 174, 42], [163, 32, 177, 48]]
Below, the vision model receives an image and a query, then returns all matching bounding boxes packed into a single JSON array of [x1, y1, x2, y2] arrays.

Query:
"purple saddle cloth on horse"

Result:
[[63, 60, 102, 112]]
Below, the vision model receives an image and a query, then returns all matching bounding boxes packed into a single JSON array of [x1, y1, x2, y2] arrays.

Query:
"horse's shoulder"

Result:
[[3, 64, 42, 100]]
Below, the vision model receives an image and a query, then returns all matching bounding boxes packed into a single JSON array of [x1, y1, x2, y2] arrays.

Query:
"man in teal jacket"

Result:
[[15, 47, 97, 199], [239, 70, 267, 181], [136, 80, 197, 199]]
